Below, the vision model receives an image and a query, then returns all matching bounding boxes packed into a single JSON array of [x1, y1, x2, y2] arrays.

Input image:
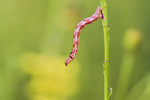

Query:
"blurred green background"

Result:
[[0, 0, 150, 100]]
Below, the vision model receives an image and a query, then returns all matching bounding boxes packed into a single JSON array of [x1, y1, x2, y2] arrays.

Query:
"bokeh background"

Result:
[[0, 0, 150, 100]]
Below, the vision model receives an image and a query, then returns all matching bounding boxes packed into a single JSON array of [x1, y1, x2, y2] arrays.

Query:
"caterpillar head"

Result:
[[65, 51, 76, 66], [65, 56, 72, 66]]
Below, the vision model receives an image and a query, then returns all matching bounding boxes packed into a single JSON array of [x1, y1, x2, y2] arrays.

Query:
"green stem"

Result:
[[99, 0, 110, 100], [115, 53, 134, 100]]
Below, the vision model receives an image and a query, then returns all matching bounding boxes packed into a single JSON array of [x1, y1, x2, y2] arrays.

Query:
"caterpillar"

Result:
[[65, 6, 103, 66]]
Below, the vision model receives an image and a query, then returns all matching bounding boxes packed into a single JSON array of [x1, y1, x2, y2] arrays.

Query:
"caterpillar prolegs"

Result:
[[65, 6, 103, 66]]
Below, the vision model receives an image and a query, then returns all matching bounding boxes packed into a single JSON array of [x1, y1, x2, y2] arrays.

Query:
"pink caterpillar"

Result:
[[65, 6, 103, 66]]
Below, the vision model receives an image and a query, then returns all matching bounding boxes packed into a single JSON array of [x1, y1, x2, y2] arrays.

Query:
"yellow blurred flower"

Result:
[[21, 52, 80, 100], [123, 29, 142, 52]]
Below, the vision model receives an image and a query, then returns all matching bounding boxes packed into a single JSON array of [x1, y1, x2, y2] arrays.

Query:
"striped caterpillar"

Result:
[[65, 6, 103, 66]]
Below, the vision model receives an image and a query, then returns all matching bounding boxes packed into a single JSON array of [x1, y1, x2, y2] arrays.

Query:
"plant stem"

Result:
[[99, 0, 110, 100], [115, 53, 134, 100]]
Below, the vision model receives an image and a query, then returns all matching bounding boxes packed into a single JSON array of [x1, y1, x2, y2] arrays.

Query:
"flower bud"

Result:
[[123, 29, 142, 52]]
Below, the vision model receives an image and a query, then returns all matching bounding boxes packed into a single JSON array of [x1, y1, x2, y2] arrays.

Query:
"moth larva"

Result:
[[65, 6, 103, 66]]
